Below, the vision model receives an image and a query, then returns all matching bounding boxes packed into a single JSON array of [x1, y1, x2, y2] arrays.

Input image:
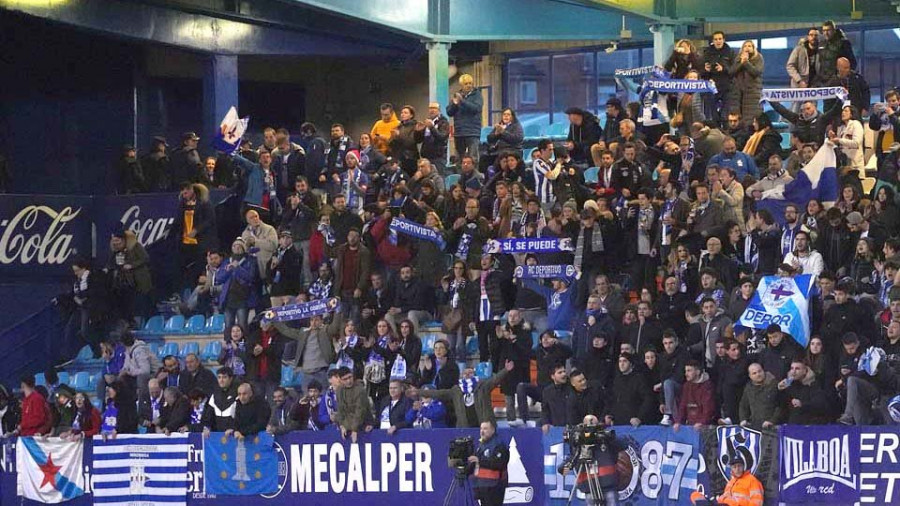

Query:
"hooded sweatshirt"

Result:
[[677, 371, 716, 425]]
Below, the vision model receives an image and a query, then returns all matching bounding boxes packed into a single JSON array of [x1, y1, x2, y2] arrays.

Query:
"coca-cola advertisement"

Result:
[[0, 195, 94, 279], [94, 193, 181, 261]]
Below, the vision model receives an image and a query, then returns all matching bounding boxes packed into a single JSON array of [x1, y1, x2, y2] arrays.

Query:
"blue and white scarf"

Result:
[[150, 395, 162, 421], [325, 388, 337, 417], [342, 169, 368, 212], [101, 401, 118, 434], [456, 227, 474, 259], [744, 233, 759, 272], [390, 355, 407, 380], [190, 403, 204, 425], [262, 296, 340, 322], [390, 217, 446, 250], [642, 78, 718, 96], [459, 377, 479, 407], [514, 264, 577, 279], [317, 222, 335, 247], [483, 237, 574, 254]]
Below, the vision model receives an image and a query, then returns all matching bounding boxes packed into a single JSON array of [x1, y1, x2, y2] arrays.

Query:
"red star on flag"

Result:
[[38, 453, 62, 489]]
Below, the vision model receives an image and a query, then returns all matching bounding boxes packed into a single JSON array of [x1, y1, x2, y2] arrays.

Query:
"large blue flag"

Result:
[[738, 274, 815, 347], [757, 141, 840, 225], [204, 432, 278, 495]]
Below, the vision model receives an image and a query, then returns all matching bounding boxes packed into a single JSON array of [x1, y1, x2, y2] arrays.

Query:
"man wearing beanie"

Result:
[[605, 353, 656, 427]]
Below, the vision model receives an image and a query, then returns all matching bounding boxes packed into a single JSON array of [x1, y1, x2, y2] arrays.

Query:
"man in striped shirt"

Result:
[[532, 139, 556, 211]]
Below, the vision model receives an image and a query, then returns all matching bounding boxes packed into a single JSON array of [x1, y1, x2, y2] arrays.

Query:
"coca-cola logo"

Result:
[[0, 205, 82, 265], [120, 205, 174, 248]]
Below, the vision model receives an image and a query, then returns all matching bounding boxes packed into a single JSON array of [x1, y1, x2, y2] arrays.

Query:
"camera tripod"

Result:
[[565, 459, 614, 506], [443, 466, 478, 506]]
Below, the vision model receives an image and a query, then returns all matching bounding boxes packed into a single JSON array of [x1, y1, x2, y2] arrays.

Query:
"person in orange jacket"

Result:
[[691, 453, 763, 506]]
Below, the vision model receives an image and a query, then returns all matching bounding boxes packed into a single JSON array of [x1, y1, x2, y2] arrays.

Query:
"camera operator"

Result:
[[468, 420, 509, 506], [559, 415, 622, 506]]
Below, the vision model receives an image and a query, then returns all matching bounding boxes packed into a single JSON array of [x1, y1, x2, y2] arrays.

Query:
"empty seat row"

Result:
[[139, 314, 226, 336]]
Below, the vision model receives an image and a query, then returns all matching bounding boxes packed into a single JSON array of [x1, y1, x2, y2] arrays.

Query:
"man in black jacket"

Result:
[[231, 382, 270, 438], [702, 31, 736, 123], [758, 324, 802, 381], [825, 57, 871, 114], [174, 182, 218, 292], [778, 360, 831, 424], [604, 353, 656, 426], [566, 369, 604, 426], [141, 136, 170, 192], [385, 265, 433, 334], [766, 100, 841, 145], [138, 378, 165, 432], [495, 310, 533, 426], [170, 132, 203, 185], [376, 380, 412, 435], [514, 331, 572, 428], [177, 354, 217, 397], [658, 331, 690, 426], [540, 364, 571, 433], [565, 107, 603, 166], [420, 102, 451, 174], [202, 367, 238, 434], [156, 386, 191, 435]]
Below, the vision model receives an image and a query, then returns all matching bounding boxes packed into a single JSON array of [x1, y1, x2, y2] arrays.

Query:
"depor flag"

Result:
[[738, 274, 815, 346]]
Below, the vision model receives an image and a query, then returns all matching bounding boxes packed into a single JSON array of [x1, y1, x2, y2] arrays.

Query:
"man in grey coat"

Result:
[[418, 361, 513, 428]]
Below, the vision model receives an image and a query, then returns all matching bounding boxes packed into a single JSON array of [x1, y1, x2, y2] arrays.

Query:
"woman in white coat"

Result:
[[829, 105, 865, 170]]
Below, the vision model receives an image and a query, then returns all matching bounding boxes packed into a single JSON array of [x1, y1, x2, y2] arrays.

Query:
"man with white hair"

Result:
[[446, 74, 483, 161]]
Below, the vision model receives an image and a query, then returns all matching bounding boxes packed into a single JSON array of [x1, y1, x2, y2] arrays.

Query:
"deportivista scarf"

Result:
[[760, 87, 848, 104], [261, 297, 340, 323], [390, 217, 446, 250], [514, 264, 577, 279], [459, 377, 479, 407]]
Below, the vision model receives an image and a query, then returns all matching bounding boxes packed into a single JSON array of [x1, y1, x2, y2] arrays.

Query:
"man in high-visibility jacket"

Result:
[[468, 420, 509, 506], [717, 453, 764, 506], [691, 453, 763, 506]]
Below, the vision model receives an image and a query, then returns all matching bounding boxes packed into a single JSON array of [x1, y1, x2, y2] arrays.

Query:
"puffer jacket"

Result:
[[702, 42, 736, 91], [786, 38, 822, 87], [818, 29, 857, 81]]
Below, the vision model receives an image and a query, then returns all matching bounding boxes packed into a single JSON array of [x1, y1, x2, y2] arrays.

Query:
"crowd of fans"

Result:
[[3, 20, 900, 443]]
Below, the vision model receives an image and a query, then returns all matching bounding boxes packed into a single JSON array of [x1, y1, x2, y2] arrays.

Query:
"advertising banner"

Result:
[[2, 428, 544, 505], [543, 426, 706, 505], [0, 195, 93, 279]]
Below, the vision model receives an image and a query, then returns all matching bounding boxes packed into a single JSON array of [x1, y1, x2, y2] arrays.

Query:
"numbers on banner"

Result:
[[665, 441, 693, 501], [641, 440, 664, 499]]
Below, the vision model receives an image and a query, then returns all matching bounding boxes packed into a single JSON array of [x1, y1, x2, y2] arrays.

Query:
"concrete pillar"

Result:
[[651, 24, 676, 67], [426, 41, 451, 111], [202, 54, 239, 145]]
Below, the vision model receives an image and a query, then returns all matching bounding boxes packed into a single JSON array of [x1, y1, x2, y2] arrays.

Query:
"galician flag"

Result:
[[738, 274, 815, 347], [16, 437, 85, 503]]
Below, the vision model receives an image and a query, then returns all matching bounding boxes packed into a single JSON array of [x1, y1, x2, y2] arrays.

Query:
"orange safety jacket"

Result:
[[718, 472, 764, 506]]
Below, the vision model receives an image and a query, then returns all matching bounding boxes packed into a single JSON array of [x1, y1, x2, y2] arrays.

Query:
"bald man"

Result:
[[825, 56, 870, 115], [229, 383, 269, 439], [241, 209, 278, 279]]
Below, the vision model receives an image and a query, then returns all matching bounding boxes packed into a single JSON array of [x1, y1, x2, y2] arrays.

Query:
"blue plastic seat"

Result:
[[179, 342, 200, 359], [184, 315, 205, 334], [445, 173, 461, 188], [202, 341, 222, 363], [780, 132, 792, 150], [206, 314, 226, 335], [584, 167, 600, 184], [532, 331, 540, 350], [555, 330, 573, 345], [163, 315, 186, 335], [547, 122, 570, 137], [142, 315, 165, 335], [475, 362, 492, 380], [457, 361, 468, 374], [280, 366, 295, 387], [57, 371, 70, 387], [480, 126, 492, 144], [466, 335, 479, 357], [294, 371, 304, 389], [523, 148, 533, 163], [75, 345, 95, 363], [148, 342, 160, 357], [92, 398, 102, 410], [34, 373, 47, 387], [421, 334, 437, 356], [72, 372, 91, 393], [159, 342, 179, 360], [524, 124, 542, 138]]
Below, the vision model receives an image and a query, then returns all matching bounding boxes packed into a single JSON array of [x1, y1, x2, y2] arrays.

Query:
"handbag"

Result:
[[441, 306, 464, 334]]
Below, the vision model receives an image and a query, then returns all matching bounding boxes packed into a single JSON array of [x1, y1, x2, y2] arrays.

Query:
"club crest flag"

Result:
[[92, 433, 190, 505], [212, 106, 249, 153], [16, 437, 85, 503], [204, 432, 278, 495], [738, 274, 815, 347]]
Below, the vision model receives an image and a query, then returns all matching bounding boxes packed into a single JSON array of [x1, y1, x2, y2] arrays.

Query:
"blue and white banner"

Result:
[[513, 265, 576, 280], [212, 106, 249, 154], [641, 79, 718, 95], [779, 425, 858, 504], [92, 433, 190, 506], [760, 87, 849, 104], [16, 437, 85, 504], [484, 237, 574, 255], [389, 218, 446, 250], [204, 432, 278, 495], [262, 297, 341, 323], [737, 274, 815, 347], [543, 426, 705, 505]]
